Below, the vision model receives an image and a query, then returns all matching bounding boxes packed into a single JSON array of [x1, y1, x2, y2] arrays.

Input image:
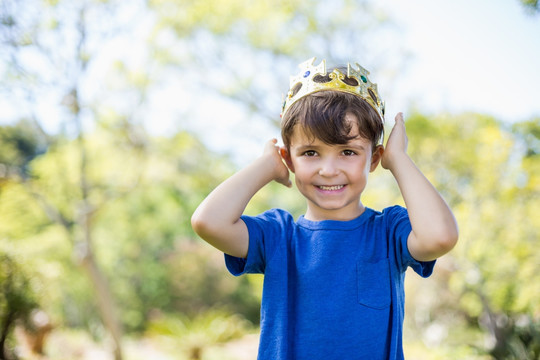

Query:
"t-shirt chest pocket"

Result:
[[356, 258, 391, 309]]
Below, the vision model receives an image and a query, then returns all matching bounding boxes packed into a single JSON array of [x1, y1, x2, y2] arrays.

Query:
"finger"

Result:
[[267, 138, 278, 149], [264, 138, 278, 153]]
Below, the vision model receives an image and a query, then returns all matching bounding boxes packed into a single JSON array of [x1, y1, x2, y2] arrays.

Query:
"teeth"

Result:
[[318, 185, 344, 191]]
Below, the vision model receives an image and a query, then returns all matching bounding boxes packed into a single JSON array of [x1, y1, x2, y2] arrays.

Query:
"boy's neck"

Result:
[[304, 202, 366, 222]]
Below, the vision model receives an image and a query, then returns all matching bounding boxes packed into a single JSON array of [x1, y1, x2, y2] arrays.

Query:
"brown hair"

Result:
[[281, 89, 385, 152]]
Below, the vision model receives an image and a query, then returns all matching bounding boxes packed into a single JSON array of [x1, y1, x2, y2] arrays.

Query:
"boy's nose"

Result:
[[318, 160, 339, 177]]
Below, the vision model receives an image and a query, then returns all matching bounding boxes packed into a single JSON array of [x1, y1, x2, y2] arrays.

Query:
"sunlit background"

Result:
[[1, 0, 539, 359]]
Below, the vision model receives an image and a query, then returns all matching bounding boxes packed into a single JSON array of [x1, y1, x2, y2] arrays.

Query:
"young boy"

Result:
[[191, 58, 458, 359]]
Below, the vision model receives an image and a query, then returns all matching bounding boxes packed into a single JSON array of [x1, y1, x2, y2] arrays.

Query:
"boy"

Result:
[[191, 58, 458, 359]]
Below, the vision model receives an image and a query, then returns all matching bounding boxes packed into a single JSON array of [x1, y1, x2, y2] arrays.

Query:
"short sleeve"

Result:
[[224, 208, 292, 276], [384, 205, 435, 277]]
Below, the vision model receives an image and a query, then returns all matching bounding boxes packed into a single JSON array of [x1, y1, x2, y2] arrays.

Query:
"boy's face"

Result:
[[283, 113, 382, 221]]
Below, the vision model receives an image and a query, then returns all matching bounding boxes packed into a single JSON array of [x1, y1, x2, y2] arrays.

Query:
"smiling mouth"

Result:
[[317, 185, 345, 191]]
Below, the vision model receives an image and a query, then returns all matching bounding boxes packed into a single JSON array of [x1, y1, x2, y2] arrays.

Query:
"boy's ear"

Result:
[[370, 145, 384, 172], [280, 147, 295, 172]]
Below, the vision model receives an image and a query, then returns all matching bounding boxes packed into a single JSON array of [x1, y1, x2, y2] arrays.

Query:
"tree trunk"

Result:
[[28, 189, 125, 360], [78, 203, 123, 360], [79, 248, 123, 360], [0, 310, 15, 360]]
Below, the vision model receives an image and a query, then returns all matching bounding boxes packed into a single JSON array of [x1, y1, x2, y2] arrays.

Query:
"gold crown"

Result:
[[281, 57, 385, 120]]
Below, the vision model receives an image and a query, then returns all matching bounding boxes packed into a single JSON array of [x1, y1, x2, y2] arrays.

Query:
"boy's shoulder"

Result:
[[240, 208, 297, 233], [243, 208, 295, 222], [373, 205, 409, 223], [372, 204, 407, 216]]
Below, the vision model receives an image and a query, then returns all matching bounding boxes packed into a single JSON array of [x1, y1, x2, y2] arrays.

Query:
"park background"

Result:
[[1, 0, 539, 359]]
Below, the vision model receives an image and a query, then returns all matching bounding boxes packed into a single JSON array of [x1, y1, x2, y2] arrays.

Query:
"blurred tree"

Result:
[[88, 130, 255, 330], [401, 113, 540, 359], [147, 0, 398, 128], [0, 254, 38, 359], [0, 120, 49, 186], [0, 123, 263, 331], [0, 0, 154, 358]]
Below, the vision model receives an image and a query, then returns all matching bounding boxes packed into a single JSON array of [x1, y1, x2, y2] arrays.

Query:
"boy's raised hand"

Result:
[[381, 112, 408, 171], [264, 138, 292, 188], [192, 138, 291, 258], [380, 112, 458, 261]]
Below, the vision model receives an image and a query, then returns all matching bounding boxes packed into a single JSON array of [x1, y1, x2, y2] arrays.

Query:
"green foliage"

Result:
[[0, 120, 49, 181], [146, 309, 253, 359], [402, 112, 540, 358], [0, 253, 38, 357], [0, 126, 264, 336]]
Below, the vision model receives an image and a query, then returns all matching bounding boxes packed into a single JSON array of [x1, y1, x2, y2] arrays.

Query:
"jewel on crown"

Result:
[[281, 57, 385, 121]]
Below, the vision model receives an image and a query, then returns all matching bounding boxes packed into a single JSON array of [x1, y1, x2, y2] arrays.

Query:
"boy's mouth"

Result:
[[317, 185, 345, 191]]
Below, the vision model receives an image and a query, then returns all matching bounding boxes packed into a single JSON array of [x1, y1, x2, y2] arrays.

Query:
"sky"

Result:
[[378, 0, 540, 123]]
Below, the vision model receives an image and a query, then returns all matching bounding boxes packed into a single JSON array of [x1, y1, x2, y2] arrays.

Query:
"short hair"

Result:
[[280, 89, 385, 152]]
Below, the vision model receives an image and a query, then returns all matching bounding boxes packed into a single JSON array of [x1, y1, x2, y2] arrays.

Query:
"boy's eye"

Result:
[[342, 150, 357, 156], [303, 150, 317, 157]]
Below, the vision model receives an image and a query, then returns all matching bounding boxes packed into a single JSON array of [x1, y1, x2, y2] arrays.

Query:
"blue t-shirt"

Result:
[[225, 205, 435, 360]]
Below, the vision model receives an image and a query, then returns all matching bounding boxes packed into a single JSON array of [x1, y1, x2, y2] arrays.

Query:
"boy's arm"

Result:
[[381, 113, 458, 262], [191, 139, 291, 259]]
